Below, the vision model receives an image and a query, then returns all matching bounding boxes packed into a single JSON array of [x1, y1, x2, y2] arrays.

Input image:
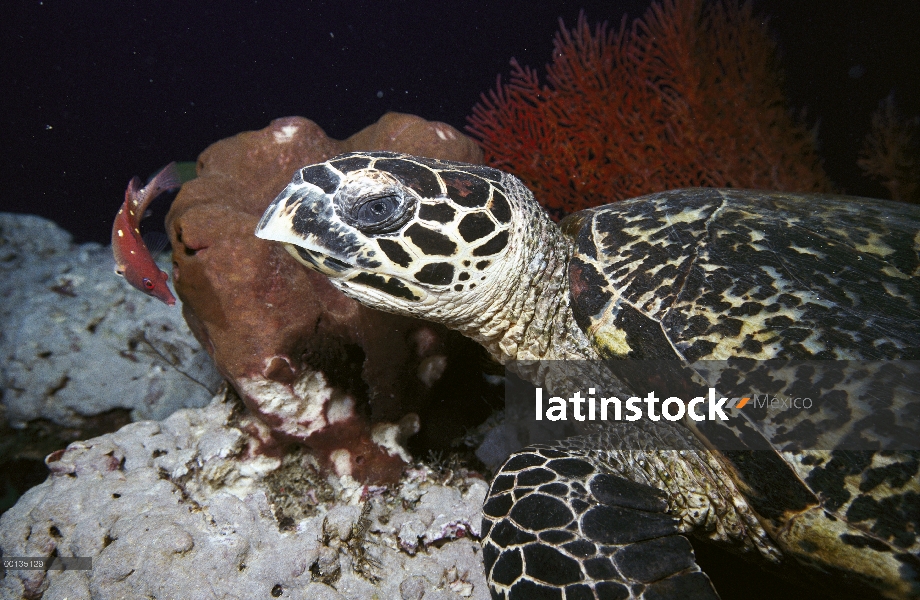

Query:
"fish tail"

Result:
[[148, 162, 182, 195], [134, 162, 183, 216]]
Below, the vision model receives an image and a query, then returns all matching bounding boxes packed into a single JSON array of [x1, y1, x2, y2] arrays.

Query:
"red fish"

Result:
[[112, 162, 181, 305]]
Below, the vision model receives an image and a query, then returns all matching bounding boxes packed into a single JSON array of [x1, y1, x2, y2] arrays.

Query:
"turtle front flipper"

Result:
[[482, 444, 720, 599]]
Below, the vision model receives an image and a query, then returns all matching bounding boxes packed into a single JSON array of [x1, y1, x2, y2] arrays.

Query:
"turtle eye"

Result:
[[346, 192, 415, 234], [142, 277, 155, 290], [356, 196, 398, 225]]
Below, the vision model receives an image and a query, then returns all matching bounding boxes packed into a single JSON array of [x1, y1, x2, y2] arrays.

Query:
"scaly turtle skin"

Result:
[[256, 152, 920, 599]]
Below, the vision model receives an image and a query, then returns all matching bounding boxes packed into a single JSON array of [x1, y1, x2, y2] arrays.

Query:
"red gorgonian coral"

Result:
[[467, 0, 833, 216], [858, 94, 920, 204]]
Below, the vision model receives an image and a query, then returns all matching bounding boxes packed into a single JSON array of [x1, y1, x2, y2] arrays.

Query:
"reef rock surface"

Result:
[[165, 113, 490, 484], [0, 391, 489, 600], [0, 212, 221, 429]]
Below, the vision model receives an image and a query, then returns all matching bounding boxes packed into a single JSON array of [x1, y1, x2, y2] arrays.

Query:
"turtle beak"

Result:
[[281, 243, 357, 278], [256, 181, 361, 277], [255, 182, 317, 248]]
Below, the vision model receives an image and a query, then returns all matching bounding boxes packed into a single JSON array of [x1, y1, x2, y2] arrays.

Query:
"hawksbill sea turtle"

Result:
[[255, 151, 920, 599]]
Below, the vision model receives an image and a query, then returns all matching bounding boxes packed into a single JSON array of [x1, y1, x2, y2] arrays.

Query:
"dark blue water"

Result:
[[4, 0, 918, 244]]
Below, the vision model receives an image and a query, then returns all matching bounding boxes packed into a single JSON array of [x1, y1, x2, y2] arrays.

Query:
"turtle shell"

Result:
[[568, 188, 920, 362], [566, 188, 920, 591]]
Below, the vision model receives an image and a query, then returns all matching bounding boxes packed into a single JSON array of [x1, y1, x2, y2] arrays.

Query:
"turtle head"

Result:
[[256, 152, 524, 322]]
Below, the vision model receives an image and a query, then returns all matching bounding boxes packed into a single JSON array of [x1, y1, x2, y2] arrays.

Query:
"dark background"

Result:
[[3, 0, 919, 245]]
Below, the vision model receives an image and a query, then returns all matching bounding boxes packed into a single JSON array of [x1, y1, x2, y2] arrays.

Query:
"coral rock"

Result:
[[165, 113, 486, 484], [0, 212, 220, 429], [0, 393, 490, 600]]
